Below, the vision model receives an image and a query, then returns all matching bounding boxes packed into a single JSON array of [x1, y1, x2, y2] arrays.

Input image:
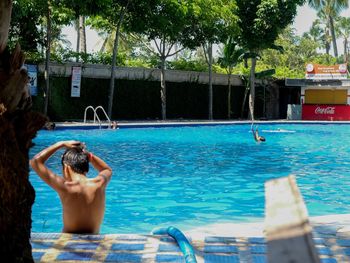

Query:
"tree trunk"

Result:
[[44, 2, 51, 116], [160, 55, 167, 120], [249, 57, 256, 121], [241, 76, 249, 119], [227, 70, 232, 119], [208, 43, 213, 120], [329, 15, 338, 58], [0, 2, 47, 261], [76, 18, 80, 61], [325, 28, 331, 56], [79, 16, 86, 53], [344, 38, 348, 62], [107, 3, 128, 119]]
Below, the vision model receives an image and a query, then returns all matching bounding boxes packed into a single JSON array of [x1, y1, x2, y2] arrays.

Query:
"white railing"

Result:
[[84, 106, 111, 128]]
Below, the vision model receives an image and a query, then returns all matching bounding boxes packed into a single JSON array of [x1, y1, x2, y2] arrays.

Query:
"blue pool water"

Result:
[[29, 124, 350, 234]]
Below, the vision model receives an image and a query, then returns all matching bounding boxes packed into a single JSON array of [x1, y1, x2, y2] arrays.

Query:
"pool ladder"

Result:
[[84, 106, 111, 128]]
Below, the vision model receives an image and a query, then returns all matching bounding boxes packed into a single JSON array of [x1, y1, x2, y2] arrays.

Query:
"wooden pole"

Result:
[[265, 175, 320, 263]]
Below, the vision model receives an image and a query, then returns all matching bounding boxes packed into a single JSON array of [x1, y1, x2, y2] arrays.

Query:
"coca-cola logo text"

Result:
[[315, 107, 335, 115]]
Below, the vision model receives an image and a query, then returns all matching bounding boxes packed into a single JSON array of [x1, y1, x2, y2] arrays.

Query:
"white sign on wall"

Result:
[[71, 66, 82, 97], [25, 64, 38, 96]]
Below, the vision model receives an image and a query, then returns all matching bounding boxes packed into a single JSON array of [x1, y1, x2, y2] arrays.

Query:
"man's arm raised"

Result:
[[87, 151, 112, 185], [30, 141, 81, 192]]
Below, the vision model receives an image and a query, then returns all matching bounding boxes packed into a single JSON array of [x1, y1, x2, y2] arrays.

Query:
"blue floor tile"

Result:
[[321, 258, 337, 263], [204, 245, 238, 253], [252, 255, 267, 263], [64, 242, 100, 250], [32, 252, 45, 261], [56, 251, 94, 261], [317, 247, 333, 256], [250, 245, 266, 254], [105, 253, 143, 262], [343, 247, 350, 256], [204, 254, 239, 263], [31, 241, 54, 249], [205, 237, 236, 243], [313, 238, 326, 245], [337, 239, 350, 247], [158, 244, 181, 252], [248, 237, 266, 244], [111, 243, 145, 251], [156, 254, 185, 262]]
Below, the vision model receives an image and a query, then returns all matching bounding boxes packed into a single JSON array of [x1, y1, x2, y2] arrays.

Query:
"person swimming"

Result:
[[251, 124, 266, 142]]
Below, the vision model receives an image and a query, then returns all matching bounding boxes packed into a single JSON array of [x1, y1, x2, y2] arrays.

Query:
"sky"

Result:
[[62, 3, 350, 54]]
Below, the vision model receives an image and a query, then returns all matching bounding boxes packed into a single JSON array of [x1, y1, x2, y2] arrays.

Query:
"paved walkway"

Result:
[[31, 214, 350, 262]]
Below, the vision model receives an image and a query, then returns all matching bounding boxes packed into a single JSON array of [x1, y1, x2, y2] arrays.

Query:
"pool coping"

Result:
[[52, 119, 350, 130]]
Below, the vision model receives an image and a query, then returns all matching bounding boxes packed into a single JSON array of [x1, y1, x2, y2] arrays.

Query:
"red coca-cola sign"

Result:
[[314, 106, 335, 115], [302, 105, 350, 120]]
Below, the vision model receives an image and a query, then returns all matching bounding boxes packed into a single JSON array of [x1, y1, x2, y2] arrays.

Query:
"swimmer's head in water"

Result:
[[259, 136, 266, 142]]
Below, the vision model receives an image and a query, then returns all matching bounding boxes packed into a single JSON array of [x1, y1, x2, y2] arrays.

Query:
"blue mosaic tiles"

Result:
[[56, 252, 94, 261], [105, 253, 143, 262], [111, 243, 145, 251], [30, 230, 350, 262], [203, 245, 239, 253], [155, 254, 186, 263]]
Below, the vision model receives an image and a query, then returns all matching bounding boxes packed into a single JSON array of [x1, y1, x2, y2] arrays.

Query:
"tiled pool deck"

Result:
[[31, 214, 350, 263]]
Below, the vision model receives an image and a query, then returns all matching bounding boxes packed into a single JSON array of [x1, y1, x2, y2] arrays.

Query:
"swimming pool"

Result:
[[29, 123, 350, 234]]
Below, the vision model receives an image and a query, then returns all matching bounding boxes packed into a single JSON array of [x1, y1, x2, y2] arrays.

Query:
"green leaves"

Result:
[[237, 0, 304, 51]]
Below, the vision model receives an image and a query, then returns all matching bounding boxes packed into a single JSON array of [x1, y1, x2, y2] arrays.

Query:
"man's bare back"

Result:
[[30, 141, 112, 234]]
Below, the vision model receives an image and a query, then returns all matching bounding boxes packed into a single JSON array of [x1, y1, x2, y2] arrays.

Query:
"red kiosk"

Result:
[[301, 63, 350, 121]]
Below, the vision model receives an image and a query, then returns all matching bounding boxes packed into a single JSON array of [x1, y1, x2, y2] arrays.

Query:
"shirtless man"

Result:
[[30, 141, 112, 234]]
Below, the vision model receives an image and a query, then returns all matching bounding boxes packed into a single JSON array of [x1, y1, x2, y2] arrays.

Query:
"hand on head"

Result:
[[61, 141, 85, 149]]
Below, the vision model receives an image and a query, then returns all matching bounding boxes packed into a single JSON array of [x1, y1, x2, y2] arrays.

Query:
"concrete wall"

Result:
[[38, 62, 244, 86]]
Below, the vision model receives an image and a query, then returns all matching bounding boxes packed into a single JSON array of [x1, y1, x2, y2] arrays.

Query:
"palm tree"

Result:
[[308, 10, 332, 55], [218, 37, 244, 119], [74, 16, 86, 62], [335, 16, 350, 62], [308, 0, 349, 57]]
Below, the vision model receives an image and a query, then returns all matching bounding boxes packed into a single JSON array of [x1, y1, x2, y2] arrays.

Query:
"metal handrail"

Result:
[[84, 106, 96, 123], [83, 106, 111, 128], [95, 106, 111, 126]]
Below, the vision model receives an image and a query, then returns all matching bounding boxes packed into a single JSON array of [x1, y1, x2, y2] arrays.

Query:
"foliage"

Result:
[[308, 0, 349, 57], [237, 0, 304, 52], [125, 0, 194, 48], [168, 58, 208, 72], [189, 0, 238, 47], [218, 37, 245, 73], [9, 0, 43, 51]]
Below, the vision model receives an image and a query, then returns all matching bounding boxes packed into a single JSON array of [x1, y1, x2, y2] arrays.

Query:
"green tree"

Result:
[[58, 1, 109, 59], [9, 0, 43, 51], [336, 16, 350, 61], [125, 0, 199, 120], [236, 0, 304, 120], [218, 37, 244, 119], [308, 0, 349, 58], [42, 1, 73, 116], [99, 0, 131, 119], [308, 12, 332, 55], [190, 0, 238, 120]]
